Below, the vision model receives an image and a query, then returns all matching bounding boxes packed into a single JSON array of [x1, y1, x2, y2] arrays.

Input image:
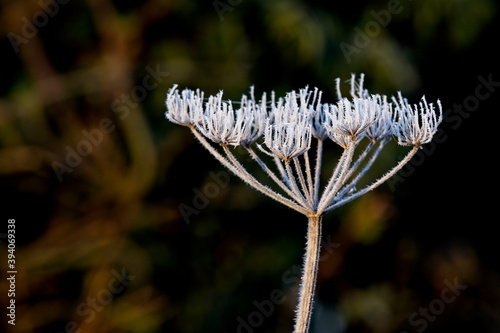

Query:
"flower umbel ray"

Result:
[[164, 73, 443, 333]]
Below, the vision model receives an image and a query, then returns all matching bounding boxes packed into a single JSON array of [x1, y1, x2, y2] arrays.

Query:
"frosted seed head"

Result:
[[365, 94, 393, 142], [262, 120, 312, 162], [165, 85, 204, 126], [392, 93, 443, 146], [165, 85, 270, 147], [323, 96, 377, 145], [239, 89, 268, 146], [165, 77, 443, 151], [195, 92, 241, 145]]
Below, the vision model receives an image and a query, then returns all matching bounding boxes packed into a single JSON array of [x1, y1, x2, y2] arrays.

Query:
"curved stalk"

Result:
[[324, 144, 420, 213], [343, 140, 374, 181]]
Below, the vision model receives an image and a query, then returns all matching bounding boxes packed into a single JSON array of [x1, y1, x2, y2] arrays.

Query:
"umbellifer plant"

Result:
[[165, 74, 442, 333]]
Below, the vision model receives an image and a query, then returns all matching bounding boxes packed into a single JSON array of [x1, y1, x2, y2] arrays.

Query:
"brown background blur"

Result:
[[0, 0, 499, 332]]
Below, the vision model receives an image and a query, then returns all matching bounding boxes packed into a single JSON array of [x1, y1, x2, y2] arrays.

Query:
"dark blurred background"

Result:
[[1, 0, 499, 332]]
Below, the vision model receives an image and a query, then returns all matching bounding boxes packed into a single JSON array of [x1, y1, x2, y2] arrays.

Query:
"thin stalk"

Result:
[[193, 127, 309, 214], [293, 157, 314, 208], [246, 147, 306, 205], [222, 144, 311, 215], [313, 139, 324, 206], [336, 138, 388, 200], [318, 144, 349, 209], [274, 155, 290, 185], [343, 140, 374, 182], [303, 150, 314, 203], [324, 144, 420, 213], [191, 127, 243, 176], [317, 141, 355, 214], [285, 160, 312, 211], [294, 214, 322, 333]]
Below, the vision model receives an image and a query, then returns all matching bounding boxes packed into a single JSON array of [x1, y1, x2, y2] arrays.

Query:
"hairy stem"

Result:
[[303, 151, 314, 203], [294, 214, 322, 333], [285, 160, 312, 210], [313, 139, 323, 206], [222, 145, 311, 215], [294, 157, 314, 208], [324, 144, 420, 213], [317, 141, 355, 214], [246, 146, 305, 204]]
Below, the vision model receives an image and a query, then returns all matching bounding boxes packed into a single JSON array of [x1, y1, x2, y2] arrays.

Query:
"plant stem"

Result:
[[324, 144, 420, 213], [294, 214, 322, 333], [222, 144, 310, 215]]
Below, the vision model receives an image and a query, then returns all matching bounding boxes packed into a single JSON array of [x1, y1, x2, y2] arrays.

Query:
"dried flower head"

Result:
[[238, 87, 268, 146], [365, 94, 393, 142], [263, 121, 312, 161], [165, 73, 443, 333], [195, 92, 246, 146], [323, 97, 377, 144], [392, 92, 443, 146], [164, 84, 203, 126]]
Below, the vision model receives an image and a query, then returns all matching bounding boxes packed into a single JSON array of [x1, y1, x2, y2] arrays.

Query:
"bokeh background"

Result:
[[1, 0, 500, 332]]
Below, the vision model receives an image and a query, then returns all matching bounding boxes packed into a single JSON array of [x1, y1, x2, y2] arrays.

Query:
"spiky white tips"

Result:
[[164, 84, 203, 126], [366, 94, 393, 142], [195, 92, 246, 146], [263, 121, 312, 162], [259, 87, 315, 160], [165, 79, 442, 151], [165, 86, 268, 146], [165, 75, 443, 216], [392, 92, 443, 146], [323, 97, 378, 147]]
